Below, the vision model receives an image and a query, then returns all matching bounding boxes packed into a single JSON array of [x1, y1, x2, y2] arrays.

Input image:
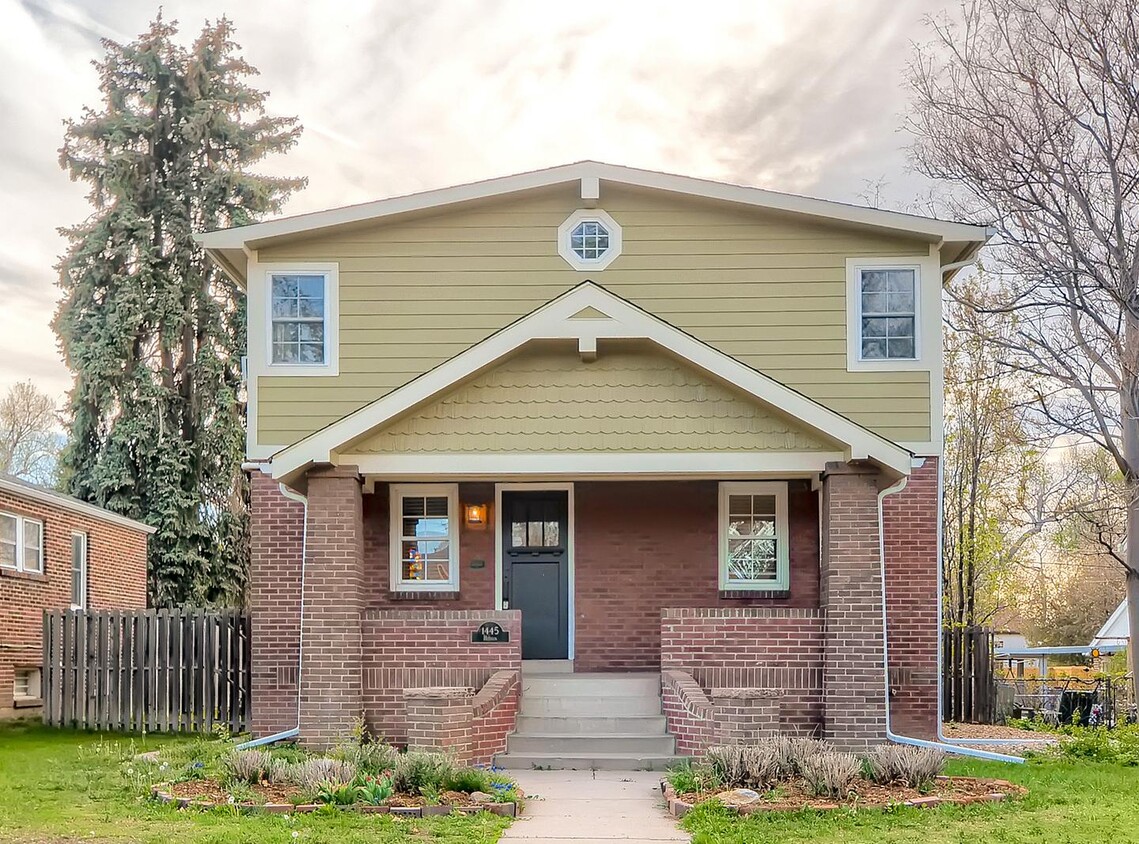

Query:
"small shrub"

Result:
[[864, 745, 946, 788], [785, 737, 832, 775], [266, 756, 293, 785], [799, 751, 862, 799], [288, 758, 358, 793], [355, 773, 394, 805], [392, 751, 454, 795], [331, 740, 399, 774], [705, 746, 750, 788], [223, 749, 272, 784], [444, 766, 493, 793], [666, 759, 724, 794]]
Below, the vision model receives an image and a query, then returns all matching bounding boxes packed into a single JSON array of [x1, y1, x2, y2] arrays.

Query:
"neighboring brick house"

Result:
[[198, 162, 989, 765], [0, 473, 152, 719]]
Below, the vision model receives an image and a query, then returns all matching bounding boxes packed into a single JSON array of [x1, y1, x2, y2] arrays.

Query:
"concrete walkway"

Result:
[[499, 770, 689, 844]]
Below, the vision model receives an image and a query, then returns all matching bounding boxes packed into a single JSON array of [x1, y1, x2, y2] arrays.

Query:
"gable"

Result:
[[252, 184, 934, 450], [352, 343, 836, 455]]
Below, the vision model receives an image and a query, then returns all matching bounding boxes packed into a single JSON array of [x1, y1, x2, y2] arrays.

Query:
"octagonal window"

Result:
[[570, 220, 611, 261]]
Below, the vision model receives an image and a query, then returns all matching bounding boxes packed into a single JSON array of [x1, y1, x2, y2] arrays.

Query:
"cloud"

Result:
[[0, 0, 951, 398]]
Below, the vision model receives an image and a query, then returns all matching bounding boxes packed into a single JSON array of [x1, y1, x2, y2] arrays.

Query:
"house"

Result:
[[0, 472, 152, 718], [1091, 598, 1129, 650], [198, 161, 990, 766]]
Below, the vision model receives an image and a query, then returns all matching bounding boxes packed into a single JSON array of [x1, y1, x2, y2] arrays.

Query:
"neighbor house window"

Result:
[[270, 273, 327, 365], [14, 667, 41, 702], [858, 267, 917, 360], [71, 532, 88, 609], [389, 484, 459, 592], [0, 512, 43, 574], [718, 482, 790, 592]]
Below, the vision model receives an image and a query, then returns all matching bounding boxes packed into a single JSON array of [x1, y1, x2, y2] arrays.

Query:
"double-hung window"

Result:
[[858, 267, 917, 361], [718, 482, 790, 592], [389, 484, 459, 592], [0, 512, 43, 574], [71, 532, 88, 609], [270, 273, 328, 365]]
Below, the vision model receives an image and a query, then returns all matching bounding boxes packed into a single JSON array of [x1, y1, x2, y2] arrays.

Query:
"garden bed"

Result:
[[662, 774, 1024, 817]]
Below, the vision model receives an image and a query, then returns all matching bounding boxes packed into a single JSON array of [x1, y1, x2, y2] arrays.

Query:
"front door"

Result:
[[501, 491, 570, 659]]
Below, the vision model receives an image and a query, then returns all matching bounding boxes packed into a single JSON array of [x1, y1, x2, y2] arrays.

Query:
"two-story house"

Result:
[[199, 162, 989, 767]]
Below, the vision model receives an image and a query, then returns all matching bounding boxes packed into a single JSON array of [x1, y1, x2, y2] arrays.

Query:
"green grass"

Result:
[[0, 720, 511, 843], [682, 756, 1139, 843]]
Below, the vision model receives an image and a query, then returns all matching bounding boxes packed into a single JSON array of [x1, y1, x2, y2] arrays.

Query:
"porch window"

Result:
[[389, 484, 459, 592], [718, 482, 789, 591]]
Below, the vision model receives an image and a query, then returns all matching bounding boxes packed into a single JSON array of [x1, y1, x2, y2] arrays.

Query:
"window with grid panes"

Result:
[[859, 268, 916, 360], [719, 482, 789, 591], [390, 485, 459, 591]]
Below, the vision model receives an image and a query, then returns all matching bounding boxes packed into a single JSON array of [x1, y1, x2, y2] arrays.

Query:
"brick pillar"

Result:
[[711, 688, 781, 744], [404, 688, 475, 761], [820, 462, 887, 749], [299, 465, 364, 748], [249, 471, 304, 736]]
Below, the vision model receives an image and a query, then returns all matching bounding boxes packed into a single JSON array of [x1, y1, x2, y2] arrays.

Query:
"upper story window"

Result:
[[558, 210, 623, 270], [859, 268, 916, 360], [0, 511, 43, 574], [271, 273, 327, 365], [389, 484, 459, 592], [718, 482, 789, 592]]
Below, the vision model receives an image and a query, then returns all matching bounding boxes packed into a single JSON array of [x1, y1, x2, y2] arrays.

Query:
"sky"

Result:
[[0, 0, 955, 401]]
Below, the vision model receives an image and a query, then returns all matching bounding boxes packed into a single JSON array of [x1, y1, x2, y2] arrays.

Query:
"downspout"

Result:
[[877, 472, 1023, 763], [235, 464, 306, 749]]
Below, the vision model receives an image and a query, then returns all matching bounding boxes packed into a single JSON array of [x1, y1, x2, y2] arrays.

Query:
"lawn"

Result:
[[682, 755, 1139, 844], [0, 720, 511, 843]]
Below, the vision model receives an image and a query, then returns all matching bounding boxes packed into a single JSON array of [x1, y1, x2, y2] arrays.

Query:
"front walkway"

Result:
[[500, 770, 688, 843]]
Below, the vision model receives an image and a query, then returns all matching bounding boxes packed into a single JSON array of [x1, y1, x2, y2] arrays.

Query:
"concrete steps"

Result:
[[496, 668, 686, 771]]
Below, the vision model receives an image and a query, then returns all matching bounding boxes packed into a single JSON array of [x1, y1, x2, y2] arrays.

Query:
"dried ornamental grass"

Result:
[[287, 758, 358, 793], [865, 744, 947, 788], [798, 751, 863, 799], [223, 749, 271, 784]]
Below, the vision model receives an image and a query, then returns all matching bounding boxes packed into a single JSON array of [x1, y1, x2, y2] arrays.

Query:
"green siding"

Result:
[[352, 344, 836, 454], [256, 184, 933, 445]]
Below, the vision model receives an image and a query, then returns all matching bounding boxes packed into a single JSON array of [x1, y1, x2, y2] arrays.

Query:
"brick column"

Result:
[[711, 688, 781, 744], [820, 462, 887, 749], [299, 465, 365, 748], [404, 688, 475, 760]]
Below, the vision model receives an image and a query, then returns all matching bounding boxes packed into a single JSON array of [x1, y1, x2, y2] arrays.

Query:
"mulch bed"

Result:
[[153, 780, 519, 818], [662, 775, 1026, 817], [942, 722, 1056, 741]]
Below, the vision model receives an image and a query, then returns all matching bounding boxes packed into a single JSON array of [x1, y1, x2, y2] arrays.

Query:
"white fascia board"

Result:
[[342, 452, 847, 478], [268, 282, 913, 483], [0, 476, 156, 535], [196, 161, 990, 252]]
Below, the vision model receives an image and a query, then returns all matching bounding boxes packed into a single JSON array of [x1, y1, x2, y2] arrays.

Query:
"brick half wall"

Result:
[[660, 607, 825, 737], [361, 609, 521, 747]]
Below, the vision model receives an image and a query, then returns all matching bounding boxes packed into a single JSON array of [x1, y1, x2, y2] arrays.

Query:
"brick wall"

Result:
[[884, 457, 940, 739], [470, 670, 520, 763], [660, 607, 825, 736], [248, 472, 304, 736], [661, 669, 717, 755], [361, 609, 521, 746], [0, 487, 148, 719], [575, 480, 819, 671]]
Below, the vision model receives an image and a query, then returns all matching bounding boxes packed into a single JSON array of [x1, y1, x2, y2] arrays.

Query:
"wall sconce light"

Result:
[[464, 503, 488, 527]]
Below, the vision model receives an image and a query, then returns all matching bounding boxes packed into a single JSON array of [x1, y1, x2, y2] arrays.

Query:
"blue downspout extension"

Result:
[[234, 470, 308, 753], [877, 473, 1024, 765]]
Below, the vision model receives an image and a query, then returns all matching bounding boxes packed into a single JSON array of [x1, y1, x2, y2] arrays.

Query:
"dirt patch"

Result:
[[942, 722, 1055, 741], [668, 775, 1025, 815]]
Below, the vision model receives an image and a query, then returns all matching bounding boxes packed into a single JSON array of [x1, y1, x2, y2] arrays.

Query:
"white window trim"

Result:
[[0, 511, 43, 574], [557, 209, 623, 271], [13, 667, 41, 701], [846, 257, 933, 372], [261, 263, 340, 377], [717, 481, 790, 592], [389, 483, 460, 593], [71, 531, 88, 609]]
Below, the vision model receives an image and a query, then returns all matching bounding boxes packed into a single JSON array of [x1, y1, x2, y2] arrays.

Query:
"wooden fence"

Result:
[[942, 625, 996, 723], [42, 609, 251, 733]]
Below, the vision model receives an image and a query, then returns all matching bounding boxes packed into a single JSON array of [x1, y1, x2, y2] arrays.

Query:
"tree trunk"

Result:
[[1126, 523, 1139, 716], [1123, 314, 1139, 714]]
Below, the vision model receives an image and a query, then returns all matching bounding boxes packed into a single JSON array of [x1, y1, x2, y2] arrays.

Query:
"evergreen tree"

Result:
[[54, 16, 305, 606]]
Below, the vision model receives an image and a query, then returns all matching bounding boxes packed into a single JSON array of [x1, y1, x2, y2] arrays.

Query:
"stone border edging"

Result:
[[151, 786, 518, 818], [659, 776, 1023, 818]]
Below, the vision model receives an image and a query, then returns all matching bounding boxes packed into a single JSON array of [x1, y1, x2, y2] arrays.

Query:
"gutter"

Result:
[[235, 462, 306, 750], [877, 473, 1024, 764]]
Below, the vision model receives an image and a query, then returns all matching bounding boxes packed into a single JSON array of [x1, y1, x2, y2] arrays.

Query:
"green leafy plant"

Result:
[[444, 767, 493, 793], [354, 773, 393, 805], [666, 759, 724, 794], [331, 740, 400, 775], [420, 782, 441, 805], [315, 779, 358, 806], [392, 751, 454, 795]]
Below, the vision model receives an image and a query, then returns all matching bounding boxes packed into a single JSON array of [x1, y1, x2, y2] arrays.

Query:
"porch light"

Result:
[[464, 503, 488, 526]]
